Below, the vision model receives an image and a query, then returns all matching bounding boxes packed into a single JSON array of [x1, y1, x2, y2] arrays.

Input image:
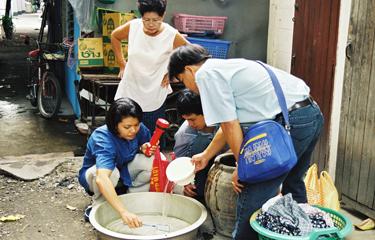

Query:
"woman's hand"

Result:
[[231, 167, 244, 194], [191, 152, 209, 173], [120, 210, 142, 228], [140, 142, 158, 156], [160, 74, 170, 88], [118, 61, 127, 79]]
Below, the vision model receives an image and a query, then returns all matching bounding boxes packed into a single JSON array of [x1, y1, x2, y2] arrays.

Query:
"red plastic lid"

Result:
[[156, 118, 169, 129]]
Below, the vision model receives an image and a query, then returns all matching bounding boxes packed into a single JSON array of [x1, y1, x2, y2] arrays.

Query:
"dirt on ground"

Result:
[[0, 158, 96, 240]]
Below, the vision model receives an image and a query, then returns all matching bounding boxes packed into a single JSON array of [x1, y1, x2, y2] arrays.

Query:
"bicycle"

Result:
[[26, 40, 66, 118], [25, 0, 67, 118]]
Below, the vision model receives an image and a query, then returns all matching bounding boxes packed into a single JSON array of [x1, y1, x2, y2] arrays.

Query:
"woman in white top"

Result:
[[111, 0, 188, 136]]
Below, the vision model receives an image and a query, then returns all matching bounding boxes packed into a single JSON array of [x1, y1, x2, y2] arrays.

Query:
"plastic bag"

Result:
[[149, 148, 173, 193], [68, 0, 97, 32], [320, 171, 340, 211], [304, 164, 340, 210], [304, 164, 322, 205]]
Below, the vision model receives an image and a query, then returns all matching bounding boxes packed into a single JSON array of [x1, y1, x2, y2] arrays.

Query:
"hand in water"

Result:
[[121, 210, 142, 228]]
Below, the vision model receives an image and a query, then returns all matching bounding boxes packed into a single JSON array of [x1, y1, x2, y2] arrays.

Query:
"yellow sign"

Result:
[[102, 13, 136, 41], [103, 42, 128, 68], [78, 38, 103, 67]]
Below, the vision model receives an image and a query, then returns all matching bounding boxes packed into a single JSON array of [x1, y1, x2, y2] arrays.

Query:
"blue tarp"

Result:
[[64, 15, 81, 118]]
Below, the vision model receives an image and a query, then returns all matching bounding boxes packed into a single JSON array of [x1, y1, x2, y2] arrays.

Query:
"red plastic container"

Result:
[[173, 13, 228, 35]]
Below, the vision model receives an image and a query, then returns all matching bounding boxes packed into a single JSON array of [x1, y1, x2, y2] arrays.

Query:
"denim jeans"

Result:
[[279, 102, 324, 203], [190, 134, 214, 203], [233, 102, 324, 240]]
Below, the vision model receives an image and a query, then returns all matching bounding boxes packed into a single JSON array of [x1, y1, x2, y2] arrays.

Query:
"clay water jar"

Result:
[[204, 153, 237, 237]]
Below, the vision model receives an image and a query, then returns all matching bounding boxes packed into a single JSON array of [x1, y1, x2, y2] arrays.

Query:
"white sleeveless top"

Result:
[[114, 19, 176, 112]]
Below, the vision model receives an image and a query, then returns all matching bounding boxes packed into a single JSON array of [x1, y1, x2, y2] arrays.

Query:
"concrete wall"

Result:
[[327, 0, 352, 180], [267, 0, 294, 72], [15, 0, 26, 13], [0, 0, 7, 16], [96, 0, 269, 60]]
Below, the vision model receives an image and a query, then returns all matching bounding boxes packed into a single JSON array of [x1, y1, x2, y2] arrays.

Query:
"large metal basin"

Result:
[[89, 192, 207, 240]]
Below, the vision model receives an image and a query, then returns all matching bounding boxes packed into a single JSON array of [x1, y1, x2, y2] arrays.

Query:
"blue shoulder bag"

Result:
[[237, 61, 297, 183]]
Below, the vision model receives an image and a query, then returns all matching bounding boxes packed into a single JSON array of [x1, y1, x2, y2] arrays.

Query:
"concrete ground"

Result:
[[0, 12, 85, 157], [340, 207, 375, 240], [12, 11, 42, 36], [1, 12, 374, 240]]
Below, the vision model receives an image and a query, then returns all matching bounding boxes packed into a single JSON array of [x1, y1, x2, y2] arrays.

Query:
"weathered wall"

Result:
[[96, 0, 269, 60], [267, 0, 294, 72], [336, 0, 375, 219]]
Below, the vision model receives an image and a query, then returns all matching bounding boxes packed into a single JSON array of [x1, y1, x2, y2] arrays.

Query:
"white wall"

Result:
[[267, 0, 295, 72], [0, 0, 6, 16], [328, 0, 352, 180], [14, 0, 26, 13], [0, 0, 26, 16]]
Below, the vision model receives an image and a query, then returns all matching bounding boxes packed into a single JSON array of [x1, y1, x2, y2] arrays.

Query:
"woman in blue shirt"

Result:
[[168, 45, 324, 239], [78, 98, 156, 228]]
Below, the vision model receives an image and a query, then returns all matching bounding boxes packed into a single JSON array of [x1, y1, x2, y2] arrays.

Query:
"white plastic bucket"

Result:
[[166, 157, 195, 186]]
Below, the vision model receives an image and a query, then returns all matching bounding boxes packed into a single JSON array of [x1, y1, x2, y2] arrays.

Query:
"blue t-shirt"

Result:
[[78, 124, 150, 192]]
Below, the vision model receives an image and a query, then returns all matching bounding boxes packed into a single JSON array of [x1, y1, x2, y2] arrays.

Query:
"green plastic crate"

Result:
[[250, 206, 353, 240]]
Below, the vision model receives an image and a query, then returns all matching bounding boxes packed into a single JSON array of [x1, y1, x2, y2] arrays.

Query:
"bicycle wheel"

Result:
[[37, 71, 62, 118]]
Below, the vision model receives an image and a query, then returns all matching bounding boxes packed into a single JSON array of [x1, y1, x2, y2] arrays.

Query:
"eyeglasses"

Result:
[[142, 18, 163, 24]]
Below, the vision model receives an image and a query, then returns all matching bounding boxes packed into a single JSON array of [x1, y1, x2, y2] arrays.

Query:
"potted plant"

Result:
[[1, 15, 14, 39]]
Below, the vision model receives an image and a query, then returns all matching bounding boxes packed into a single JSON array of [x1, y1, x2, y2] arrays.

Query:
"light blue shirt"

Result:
[[195, 59, 310, 126]]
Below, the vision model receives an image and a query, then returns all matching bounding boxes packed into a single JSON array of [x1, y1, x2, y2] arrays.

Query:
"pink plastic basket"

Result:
[[173, 13, 228, 35]]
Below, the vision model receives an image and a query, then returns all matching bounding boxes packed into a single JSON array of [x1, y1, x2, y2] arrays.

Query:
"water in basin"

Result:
[[106, 214, 190, 236], [90, 192, 207, 240]]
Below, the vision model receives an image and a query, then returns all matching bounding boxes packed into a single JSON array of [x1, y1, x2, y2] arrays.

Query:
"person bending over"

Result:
[[78, 98, 157, 228], [168, 44, 324, 239]]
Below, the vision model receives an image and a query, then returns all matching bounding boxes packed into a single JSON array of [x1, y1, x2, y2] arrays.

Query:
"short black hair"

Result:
[[138, 0, 167, 17], [106, 98, 143, 135], [176, 89, 204, 116], [168, 44, 211, 82]]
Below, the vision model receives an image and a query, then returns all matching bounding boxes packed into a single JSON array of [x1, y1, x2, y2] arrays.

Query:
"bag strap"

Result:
[[256, 61, 291, 130]]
